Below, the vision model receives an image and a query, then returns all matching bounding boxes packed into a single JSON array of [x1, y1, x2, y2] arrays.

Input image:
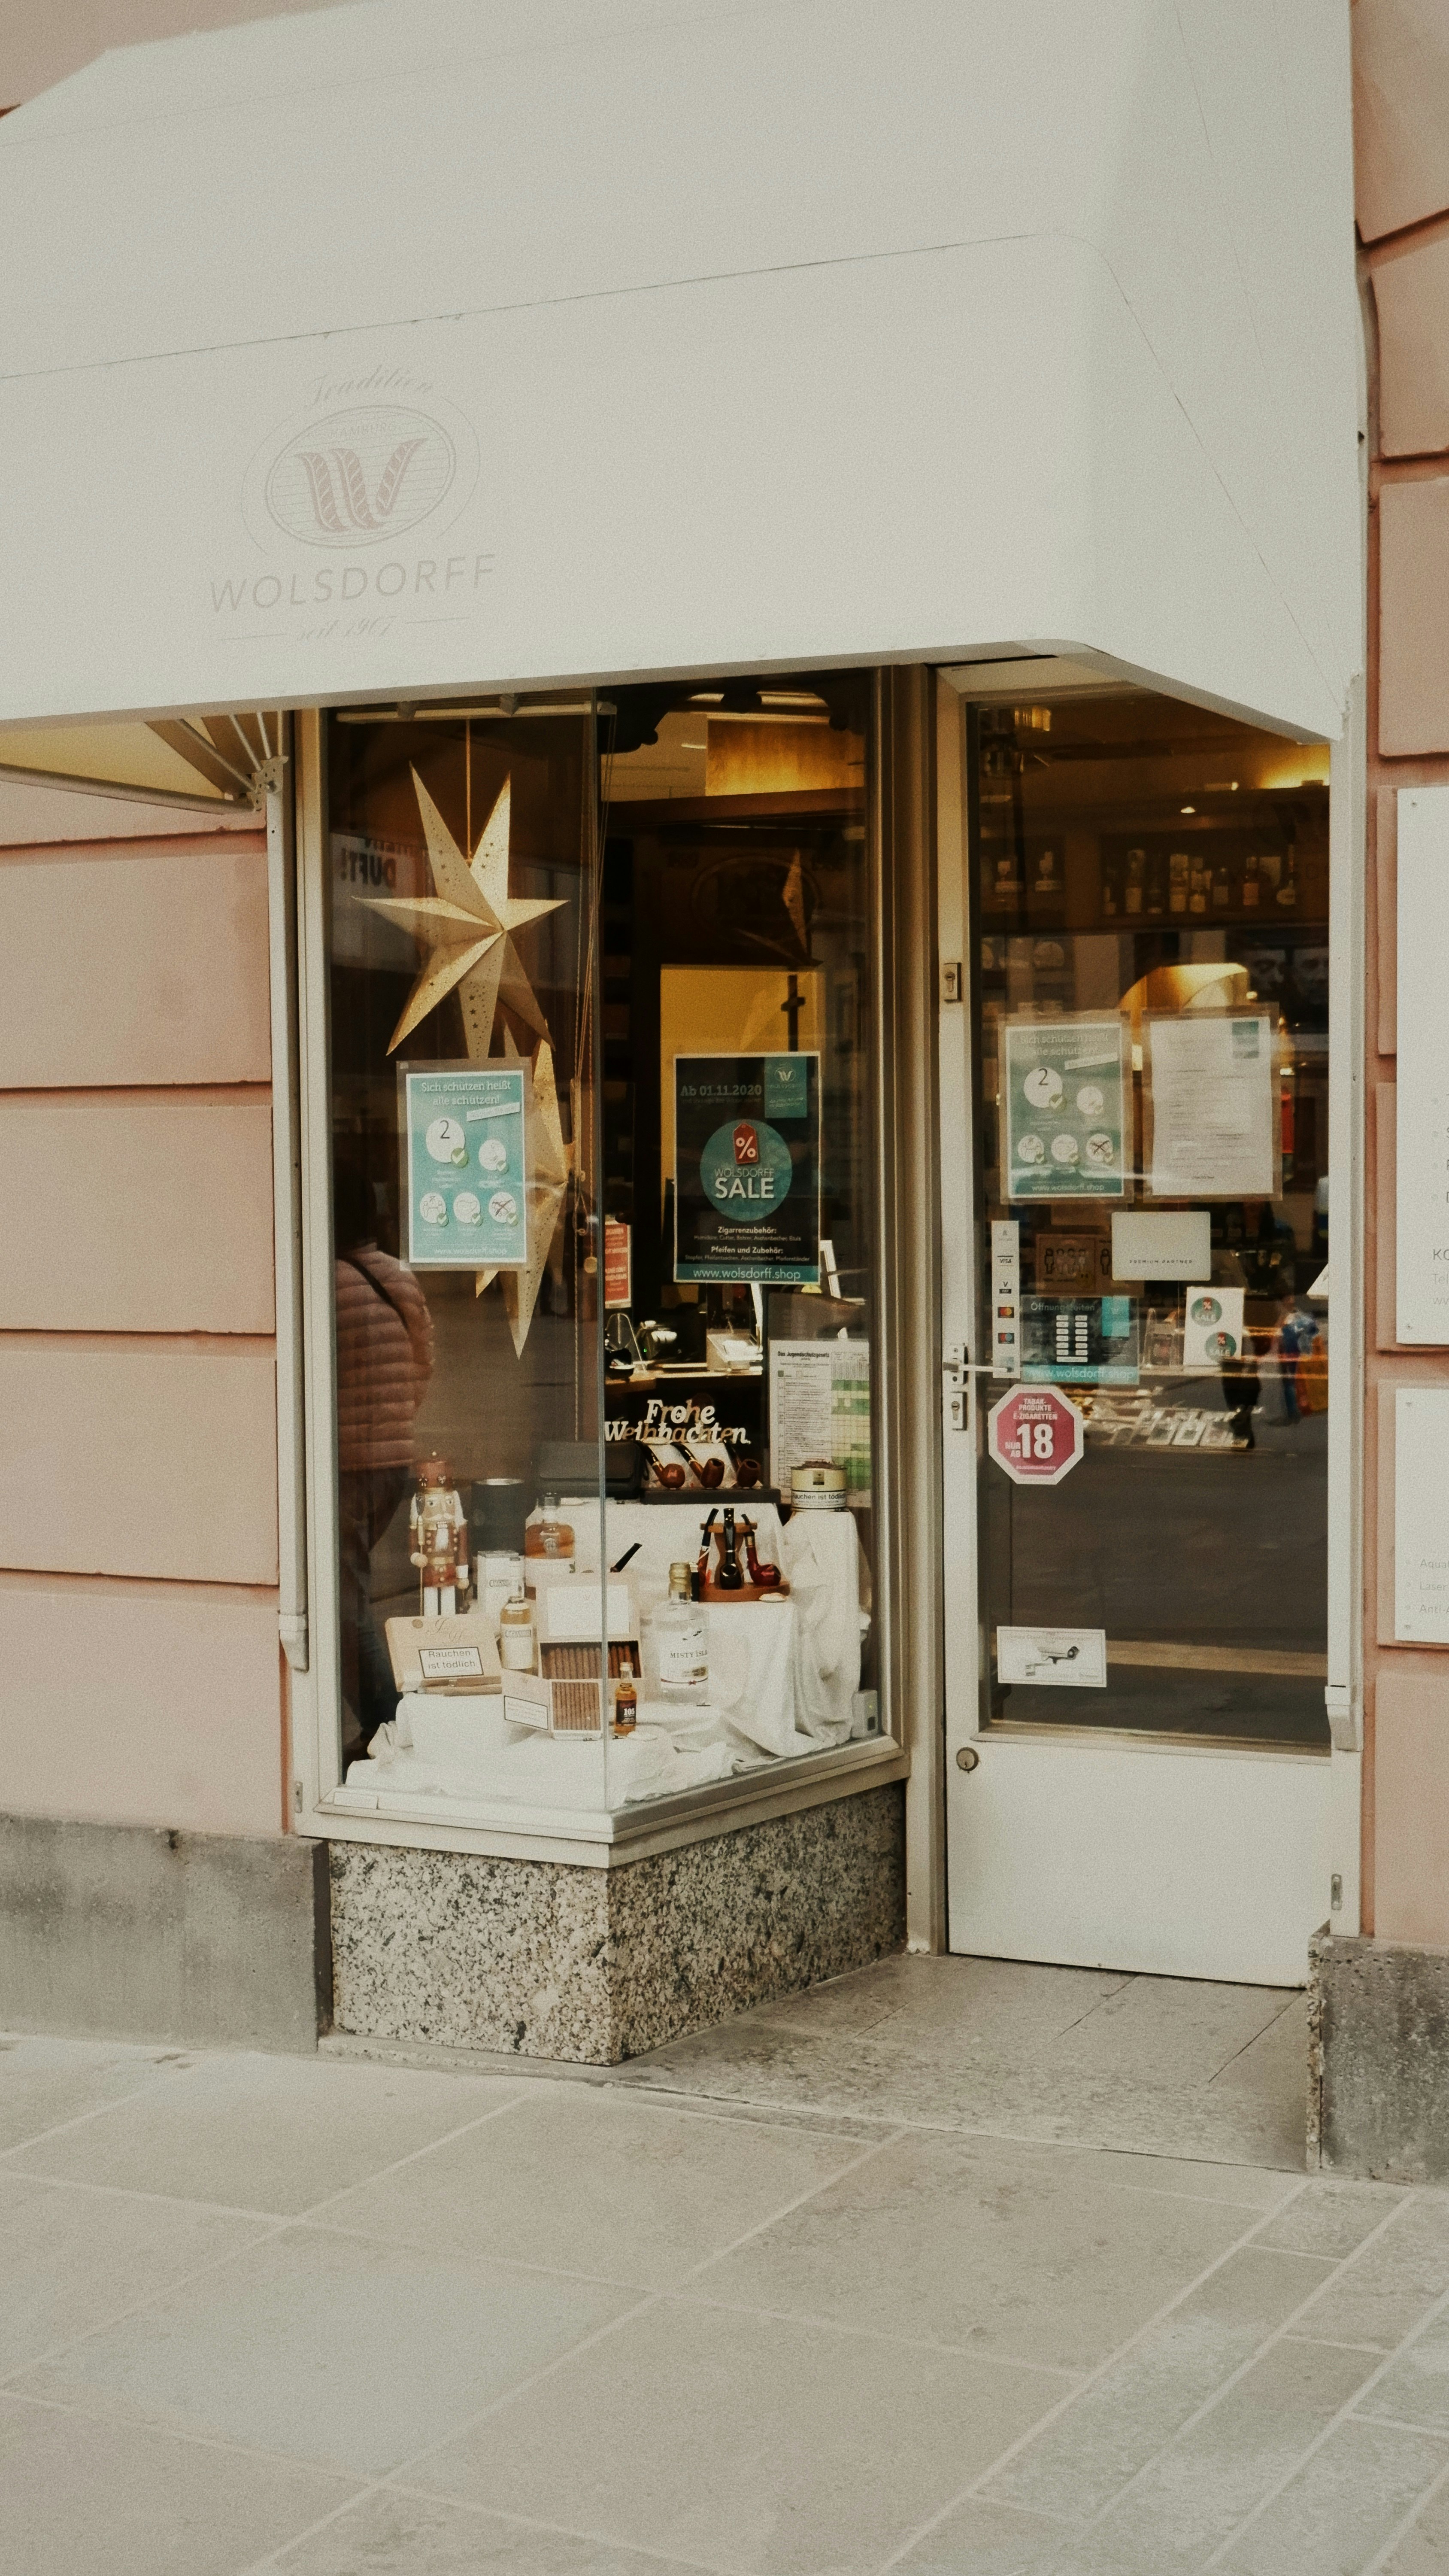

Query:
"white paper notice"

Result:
[[770, 1341, 833, 1491], [1394, 1387, 1449, 1642], [768, 1337, 871, 1505], [1396, 787, 1449, 1342], [1146, 1014, 1276, 1200], [995, 1625, 1107, 1688]]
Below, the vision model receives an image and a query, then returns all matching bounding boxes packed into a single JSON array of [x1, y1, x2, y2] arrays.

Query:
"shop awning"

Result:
[[0, 713, 280, 809], [0, 0, 1361, 742]]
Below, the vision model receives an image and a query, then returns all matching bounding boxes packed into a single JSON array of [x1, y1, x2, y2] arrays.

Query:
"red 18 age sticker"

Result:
[[987, 1384, 1084, 1486]]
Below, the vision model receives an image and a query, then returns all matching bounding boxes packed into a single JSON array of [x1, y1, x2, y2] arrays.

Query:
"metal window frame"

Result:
[[285, 690, 914, 1864]]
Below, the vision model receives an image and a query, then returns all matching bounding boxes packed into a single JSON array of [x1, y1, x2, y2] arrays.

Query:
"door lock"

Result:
[[955, 1744, 980, 1772], [943, 1345, 969, 1432]]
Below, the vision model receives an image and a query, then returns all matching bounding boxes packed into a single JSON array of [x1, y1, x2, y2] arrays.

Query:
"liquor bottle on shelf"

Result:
[[1101, 854, 1121, 920], [1168, 853, 1189, 916], [1276, 847, 1298, 909], [1242, 853, 1261, 911], [1212, 857, 1231, 911], [1028, 844, 1064, 918], [1146, 851, 1166, 917], [987, 846, 1022, 913], [1124, 848, 1146, 916], [1189, 856, 1210, 915]]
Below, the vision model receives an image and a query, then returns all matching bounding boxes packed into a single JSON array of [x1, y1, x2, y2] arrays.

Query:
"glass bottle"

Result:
[[1241, 853, 1260, 911], [1124, 848, 1145, 916], [1276, 847, 1298, 909], [1146, 851, 1165, 917], [1212, 858, 1230, 910], [650, 1561, 709, 1704], [499, 1593, 536, 1672], [1189, 857, 1209, 915], [524, 1491, 575, 1567], [612, 1656, 638, 1735], [1168, 852, 1189, 916]]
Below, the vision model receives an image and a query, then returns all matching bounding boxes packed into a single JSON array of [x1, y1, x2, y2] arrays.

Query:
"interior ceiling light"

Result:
[[1181, 804, 1196, 814]]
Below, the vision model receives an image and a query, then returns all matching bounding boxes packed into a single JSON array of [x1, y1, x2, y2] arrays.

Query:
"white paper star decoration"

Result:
[[356, 769, 562, 1061]]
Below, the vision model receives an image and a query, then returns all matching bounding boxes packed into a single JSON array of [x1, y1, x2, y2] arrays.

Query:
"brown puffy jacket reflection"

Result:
[[334, 1246, 435, 1469]]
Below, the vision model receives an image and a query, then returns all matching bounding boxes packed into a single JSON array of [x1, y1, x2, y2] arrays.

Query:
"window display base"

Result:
[[328, 1782, 904, 2064]]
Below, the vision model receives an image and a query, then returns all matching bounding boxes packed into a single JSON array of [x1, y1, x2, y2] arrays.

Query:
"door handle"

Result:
[[943, 1344, 969, 1431], [955, 1744, 980, 1772]]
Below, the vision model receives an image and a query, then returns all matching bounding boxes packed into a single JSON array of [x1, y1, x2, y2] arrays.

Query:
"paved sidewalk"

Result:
[[3, 1958, 1449, 2574]]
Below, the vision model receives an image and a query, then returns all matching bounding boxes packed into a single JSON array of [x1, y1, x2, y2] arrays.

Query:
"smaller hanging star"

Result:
[[476, 1027, 572, 1354], [354, 769, 562, 1059]]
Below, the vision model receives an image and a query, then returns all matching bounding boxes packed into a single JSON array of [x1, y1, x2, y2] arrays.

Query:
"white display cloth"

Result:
[[780, 1513, 872, 1745], [341, 1496, 867, 1808], [350, 1704, 735, 1810]]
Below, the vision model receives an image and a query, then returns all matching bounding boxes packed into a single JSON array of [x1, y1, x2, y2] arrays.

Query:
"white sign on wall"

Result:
[[1397, 787, 1449, 1343], [1394, 1386, 1449, 1643]]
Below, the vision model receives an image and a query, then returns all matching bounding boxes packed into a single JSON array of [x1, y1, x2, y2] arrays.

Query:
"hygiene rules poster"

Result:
[[1003, 1017, 1128, 1202], [403, 1063, 528, 1270], [674, 1053, 821, 1285]]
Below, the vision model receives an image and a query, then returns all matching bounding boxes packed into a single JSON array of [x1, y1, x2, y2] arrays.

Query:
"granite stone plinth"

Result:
[[329, 1784, 905, 2063]]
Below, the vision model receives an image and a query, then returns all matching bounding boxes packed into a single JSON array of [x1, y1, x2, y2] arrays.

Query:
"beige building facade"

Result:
[[1, 1, 1446, 2172]]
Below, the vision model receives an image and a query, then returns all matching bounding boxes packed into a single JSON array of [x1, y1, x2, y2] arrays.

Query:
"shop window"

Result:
[[323, 677, 882, 1824], [968, 689, 1331, 1746]]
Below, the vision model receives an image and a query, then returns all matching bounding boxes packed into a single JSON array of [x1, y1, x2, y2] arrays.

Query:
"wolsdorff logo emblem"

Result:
[[264, 404, 456, 549]]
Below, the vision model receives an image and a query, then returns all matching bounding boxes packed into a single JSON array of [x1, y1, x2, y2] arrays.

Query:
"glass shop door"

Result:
[[939, 680, 1336, 1984]]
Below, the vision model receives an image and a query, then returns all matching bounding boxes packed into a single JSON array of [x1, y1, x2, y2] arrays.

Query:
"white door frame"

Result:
[[935, 670, 1363, 1984]]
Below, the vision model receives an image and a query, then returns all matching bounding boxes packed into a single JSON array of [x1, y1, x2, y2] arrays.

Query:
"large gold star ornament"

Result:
[[476, 1028, 573, 1355], [356, 769, 562, 1059]]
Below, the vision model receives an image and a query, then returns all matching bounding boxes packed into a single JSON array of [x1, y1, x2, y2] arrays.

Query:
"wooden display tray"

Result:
[[697, 1580, 791, 1603], [637, 1484, 780, 1506]]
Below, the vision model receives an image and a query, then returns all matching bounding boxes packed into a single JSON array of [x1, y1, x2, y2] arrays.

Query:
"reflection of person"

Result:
[[334, 1168, 434, 1761], [1219, 1332, 1262, 1449]]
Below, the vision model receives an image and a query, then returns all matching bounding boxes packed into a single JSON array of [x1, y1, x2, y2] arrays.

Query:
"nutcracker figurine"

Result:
[[409, 1454, 470, 1616]]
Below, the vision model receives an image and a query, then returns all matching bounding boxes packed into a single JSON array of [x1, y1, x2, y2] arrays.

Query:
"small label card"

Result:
[[996, 1625, 1108, 1688], [417, 1643, 486, 1683], [1111, 1211, 1210, 1282], [502, 1680, 552, 1731]]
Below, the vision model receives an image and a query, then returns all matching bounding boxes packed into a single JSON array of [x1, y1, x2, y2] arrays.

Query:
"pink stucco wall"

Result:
[[0, 829, 285, 1835], [1355, 0, 1449, 1942], [0, 0, 308, 1843]]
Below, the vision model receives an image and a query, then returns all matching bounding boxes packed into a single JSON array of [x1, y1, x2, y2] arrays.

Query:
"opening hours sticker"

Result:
[[986, 1383, 1085, 1486]]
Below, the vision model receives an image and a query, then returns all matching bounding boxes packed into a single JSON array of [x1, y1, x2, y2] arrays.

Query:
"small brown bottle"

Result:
[[612, 1657, 638, 1735]]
